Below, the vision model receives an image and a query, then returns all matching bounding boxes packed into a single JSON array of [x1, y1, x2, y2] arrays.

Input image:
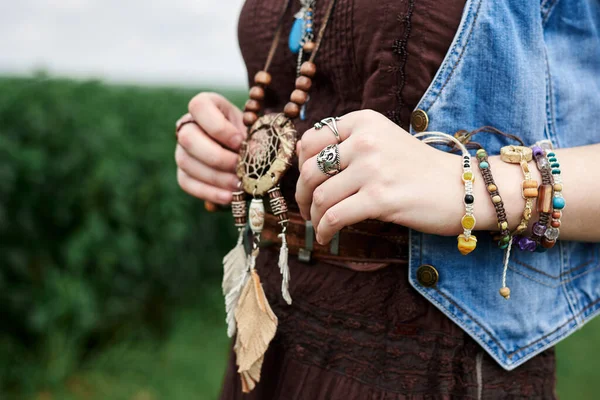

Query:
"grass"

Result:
[[33, 282, 600, 400]]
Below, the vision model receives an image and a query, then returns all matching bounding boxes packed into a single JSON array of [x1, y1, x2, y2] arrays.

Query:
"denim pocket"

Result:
[[510, 242, 600, 289]]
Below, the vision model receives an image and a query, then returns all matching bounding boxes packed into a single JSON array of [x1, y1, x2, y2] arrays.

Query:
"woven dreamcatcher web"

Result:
[[237, 113, 297, 196]]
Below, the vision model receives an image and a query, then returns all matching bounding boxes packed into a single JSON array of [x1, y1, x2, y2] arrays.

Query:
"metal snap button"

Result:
[[417, 264, 439, 287], [411, 109, 429, 132]]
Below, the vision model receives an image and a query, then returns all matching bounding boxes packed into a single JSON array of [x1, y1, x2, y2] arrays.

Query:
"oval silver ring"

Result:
[[316, 144, 341, 176], [314, 116, 342, 143]]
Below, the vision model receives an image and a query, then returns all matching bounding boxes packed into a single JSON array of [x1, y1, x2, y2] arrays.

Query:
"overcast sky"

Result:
[[0, 0, 248, 88]]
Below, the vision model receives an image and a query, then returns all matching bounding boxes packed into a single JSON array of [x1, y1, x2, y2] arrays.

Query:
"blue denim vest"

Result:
[[408, 0, 600, 370]]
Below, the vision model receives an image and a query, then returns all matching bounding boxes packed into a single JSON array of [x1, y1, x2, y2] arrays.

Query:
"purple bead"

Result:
[[532, 146, 544, 158], [532, 222, 547, 237], [518, 237, 537, 252]]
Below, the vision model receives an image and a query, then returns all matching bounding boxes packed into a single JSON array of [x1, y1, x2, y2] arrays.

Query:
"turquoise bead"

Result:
[[552, 169, 561, 174], [551, 162, 560, 168], [547, 152, 556, 157], [549, 157, 557, 162], [553, 197, 566, 209], [499, 242, 509, 250], [479, 161, 489, 169], [288, 18, 304, 54]]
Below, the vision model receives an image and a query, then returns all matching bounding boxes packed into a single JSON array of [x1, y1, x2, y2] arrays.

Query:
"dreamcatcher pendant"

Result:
[[222, 113, 296, 391]]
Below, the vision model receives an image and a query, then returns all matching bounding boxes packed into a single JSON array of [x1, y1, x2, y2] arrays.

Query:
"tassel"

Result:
[[234, 268, 278, 392], [278, 232, 292, 305]]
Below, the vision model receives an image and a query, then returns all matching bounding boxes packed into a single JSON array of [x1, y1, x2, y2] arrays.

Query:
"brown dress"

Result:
[[220, 0, 557, 398]]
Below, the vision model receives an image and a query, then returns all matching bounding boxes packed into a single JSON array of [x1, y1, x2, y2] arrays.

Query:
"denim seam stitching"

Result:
[[543, 36, 561, 147], [424, 0, 483, 112], [508, 264, 600, 289], [512, 256, 596, 279]]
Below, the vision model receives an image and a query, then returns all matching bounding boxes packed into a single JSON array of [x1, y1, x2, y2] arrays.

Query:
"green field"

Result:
[[1, 75, 599, 399]]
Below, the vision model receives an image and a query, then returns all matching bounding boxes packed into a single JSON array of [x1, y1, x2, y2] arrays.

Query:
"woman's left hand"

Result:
[[296, 109, 465, 245]]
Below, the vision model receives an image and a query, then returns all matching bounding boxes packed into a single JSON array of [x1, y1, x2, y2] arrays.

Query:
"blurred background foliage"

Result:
[[0, 75, 599, 399]]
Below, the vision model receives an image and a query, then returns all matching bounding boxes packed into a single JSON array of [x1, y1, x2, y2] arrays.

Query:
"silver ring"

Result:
[[314, 116, 342, 143], [316, 144, 341, 176]]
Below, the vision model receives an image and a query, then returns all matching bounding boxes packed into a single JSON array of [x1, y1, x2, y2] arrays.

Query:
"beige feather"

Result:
[[278, 233, 292, 305], [234, 268, 278, 381]]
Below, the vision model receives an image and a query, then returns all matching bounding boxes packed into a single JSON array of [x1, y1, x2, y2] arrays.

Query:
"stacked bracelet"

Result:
[[414, 131, 477, 255], [475, 148, 511, 249], [544, 145, 565, 247], [527, 145, 555, 251], [500, 146, 538, 251]]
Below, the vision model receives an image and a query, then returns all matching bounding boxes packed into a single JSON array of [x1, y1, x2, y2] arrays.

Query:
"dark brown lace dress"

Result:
[[219, 0, 557, 398]]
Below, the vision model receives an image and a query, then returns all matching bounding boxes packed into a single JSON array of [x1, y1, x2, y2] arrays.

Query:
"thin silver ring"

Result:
[[316, 144, 341, 176], [314, 116, 342, 143]]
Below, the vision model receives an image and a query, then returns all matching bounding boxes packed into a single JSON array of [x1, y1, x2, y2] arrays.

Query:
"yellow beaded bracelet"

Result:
[[415, 131, 477, 255]]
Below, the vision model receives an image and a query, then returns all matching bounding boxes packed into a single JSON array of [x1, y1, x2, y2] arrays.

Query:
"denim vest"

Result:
[[408, 0, 600, 370]]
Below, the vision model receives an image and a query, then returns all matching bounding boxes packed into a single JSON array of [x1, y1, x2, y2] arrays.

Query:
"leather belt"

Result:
[[261, 212, 409, 265]]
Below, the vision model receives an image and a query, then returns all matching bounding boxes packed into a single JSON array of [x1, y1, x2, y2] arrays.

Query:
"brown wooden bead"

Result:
[[205, 201, 219, 213], [290, 89, 308, 105], [523, 188, 539, 198], [537, 184, 553, 213], [244, 99, 261, 113], [254, 70, 272, 86], [487, 184, 497, 192], [283, 102, 300, 119], [499, 287, 511, 299], [249, 86, 265, 101], [243, 111, 258, 127], [554, 183, 563, 192], [541, 237, 556, 249], [303, 41, 316, 53], [523, 180, 538, 189], [300, 61, 317, 78], [295, 76, 313, 91], [551, 220, 561, 228], [552, 211, 562, 219]]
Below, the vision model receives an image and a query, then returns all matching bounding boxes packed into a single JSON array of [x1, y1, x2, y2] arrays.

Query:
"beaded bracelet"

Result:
[[500, 146, 538, 251], [414, 131, 477, 255], [527, 145, 555, 251], [475, 148, 511, 249], [536, 141, 565, 247]]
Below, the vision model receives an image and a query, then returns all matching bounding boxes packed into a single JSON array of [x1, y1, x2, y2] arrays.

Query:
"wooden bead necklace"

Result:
[[223, 0, 338, 393]]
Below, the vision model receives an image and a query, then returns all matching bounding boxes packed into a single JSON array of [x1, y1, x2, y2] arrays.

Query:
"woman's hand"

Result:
[[175, 92, 245, 204], [296, 109, 466, 245]]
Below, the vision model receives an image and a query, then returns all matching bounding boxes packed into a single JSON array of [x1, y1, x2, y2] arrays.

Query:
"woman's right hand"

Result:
[[175, 92, 246, 204]]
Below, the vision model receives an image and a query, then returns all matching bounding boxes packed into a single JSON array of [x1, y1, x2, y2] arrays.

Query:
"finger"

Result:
[[177, 169, 233, 205], [295, 137, 355, 220], [310, 165, 361, 231], [177, 122, 239, 173], [175, 145, 241, 191], [316, 192, 373, 245], [188, 92, 246, 150], [299, 110, 367, 167]]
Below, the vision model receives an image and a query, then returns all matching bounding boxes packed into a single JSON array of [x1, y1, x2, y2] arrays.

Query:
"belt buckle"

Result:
[[298, 221, 314, 263]]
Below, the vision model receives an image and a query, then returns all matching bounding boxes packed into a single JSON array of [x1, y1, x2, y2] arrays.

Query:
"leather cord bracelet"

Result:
[[475, 148, 511, 249]]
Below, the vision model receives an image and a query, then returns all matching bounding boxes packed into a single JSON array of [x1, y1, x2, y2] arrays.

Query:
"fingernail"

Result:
[[229, 135, 243, 149], [231, 177, 242, 190], [316, 233, 322, 244]]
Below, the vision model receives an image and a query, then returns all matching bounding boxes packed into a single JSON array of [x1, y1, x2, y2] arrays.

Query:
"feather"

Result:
[[278, 232, 292, 305], [222, 229, 246, 296], [234, 268, 277, 388]]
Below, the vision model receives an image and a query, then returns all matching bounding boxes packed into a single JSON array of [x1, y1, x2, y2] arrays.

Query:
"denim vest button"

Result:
[[411, 109, 429, 132], [417, 264, 439, 287]]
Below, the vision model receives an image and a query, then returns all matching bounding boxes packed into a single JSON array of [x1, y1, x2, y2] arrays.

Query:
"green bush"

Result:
[[0, 75, 244, 395]]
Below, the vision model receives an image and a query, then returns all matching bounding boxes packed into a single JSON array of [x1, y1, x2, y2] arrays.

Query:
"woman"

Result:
[[175, 0, 600, 398]]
